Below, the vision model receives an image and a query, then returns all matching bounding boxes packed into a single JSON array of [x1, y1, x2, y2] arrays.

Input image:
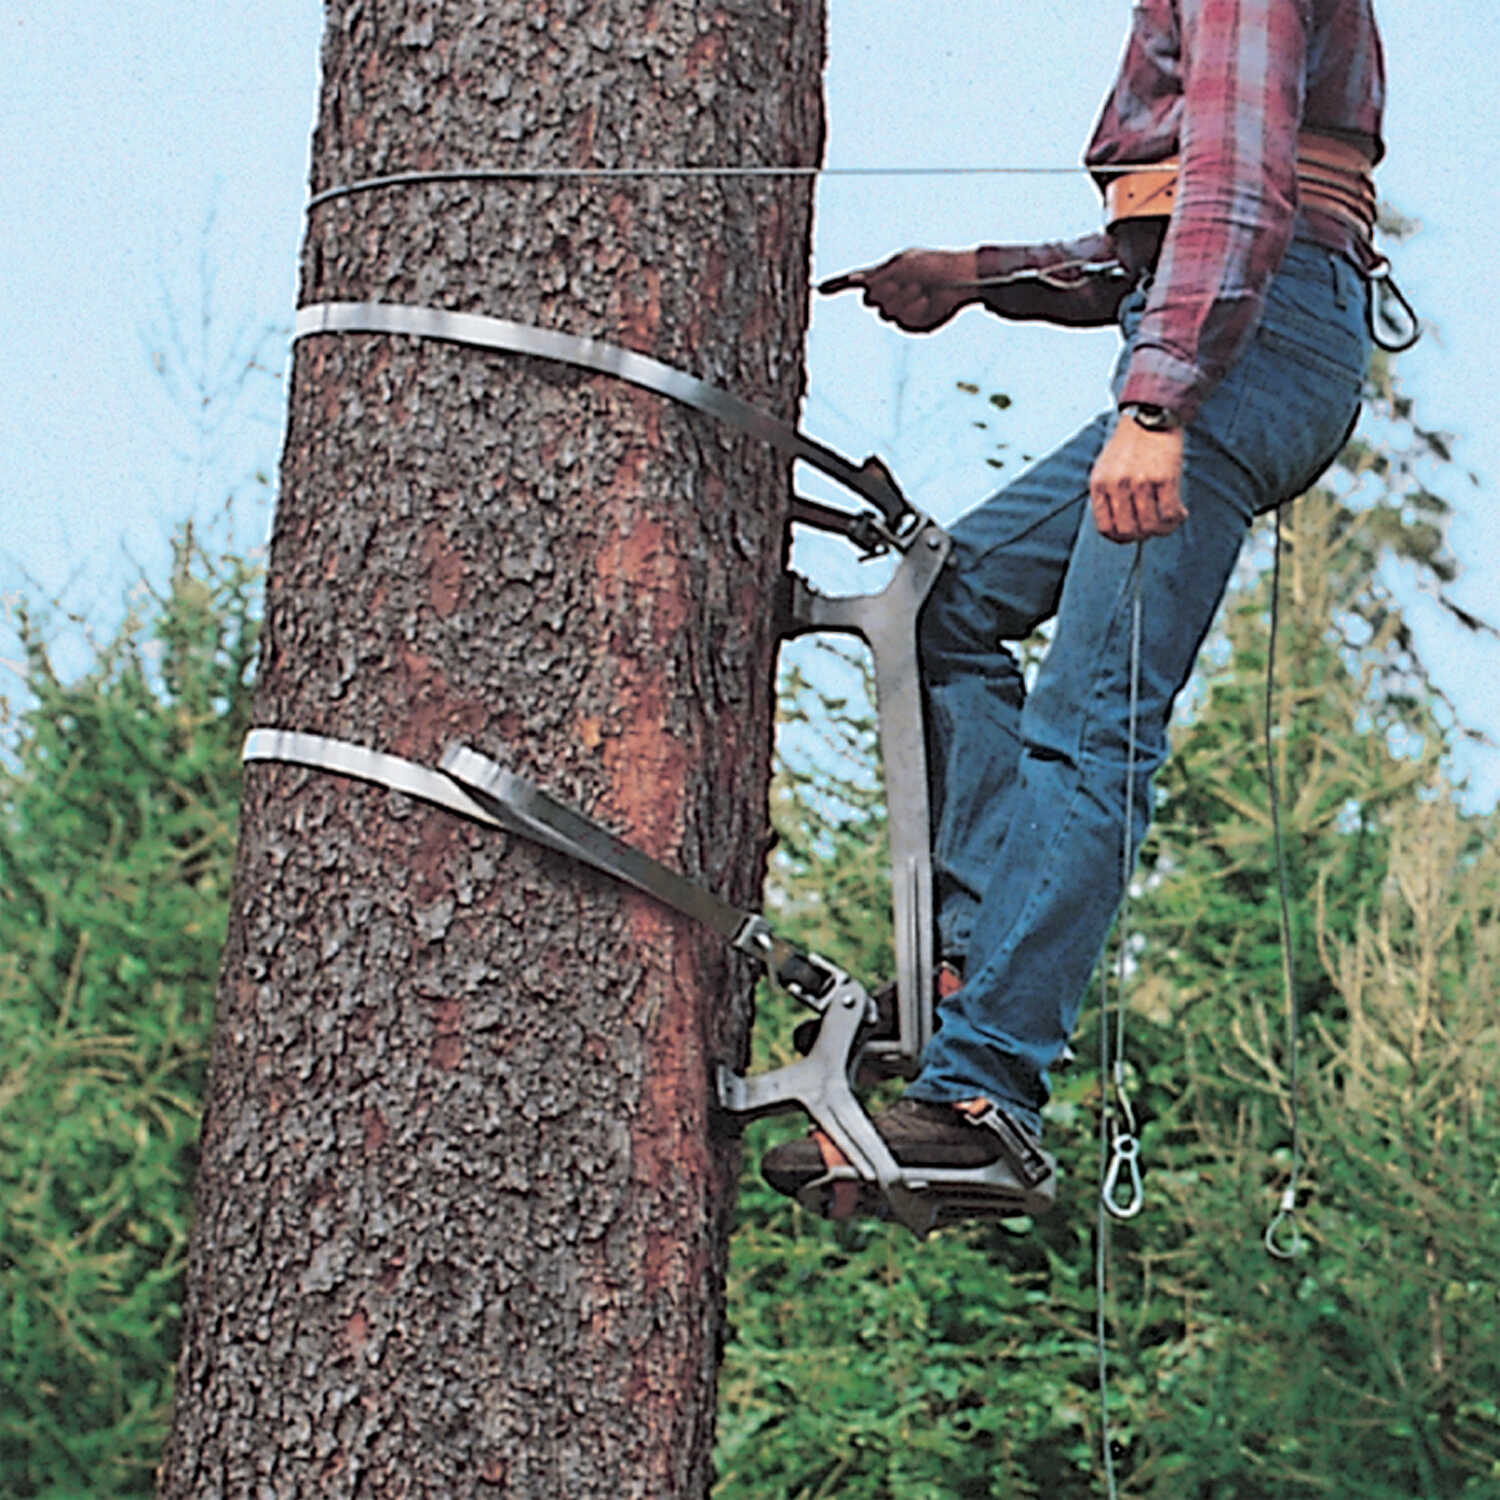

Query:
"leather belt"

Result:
[[1103, 130, 1376, 252]]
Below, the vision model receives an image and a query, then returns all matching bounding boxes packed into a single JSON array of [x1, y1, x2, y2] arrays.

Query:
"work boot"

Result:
[[760, 1097, 1055, 1220]]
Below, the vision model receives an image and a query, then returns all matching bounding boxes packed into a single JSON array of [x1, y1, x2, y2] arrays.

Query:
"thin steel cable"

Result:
[[305, 160, 1169, 209], [1095, 1186, 1118, 1500], [1116, 583, 1145, 1084]]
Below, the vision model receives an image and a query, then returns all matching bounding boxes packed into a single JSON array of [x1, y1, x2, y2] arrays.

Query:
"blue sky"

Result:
[[4, 2, 1497, 799]]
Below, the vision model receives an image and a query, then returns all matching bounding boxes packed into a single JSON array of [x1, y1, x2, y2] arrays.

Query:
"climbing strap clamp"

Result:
[[955, 1100, 1054, 1190]]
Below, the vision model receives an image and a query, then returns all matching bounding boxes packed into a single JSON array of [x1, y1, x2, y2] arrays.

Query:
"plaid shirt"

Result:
[[1025, 0, 1385, 422]]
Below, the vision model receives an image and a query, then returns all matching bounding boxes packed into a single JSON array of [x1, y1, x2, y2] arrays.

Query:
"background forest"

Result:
[[3, 343, 1499, 1497]]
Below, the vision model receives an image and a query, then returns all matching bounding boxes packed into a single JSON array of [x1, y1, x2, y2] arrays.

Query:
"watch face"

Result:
[[1127, 403, 1175, 430]]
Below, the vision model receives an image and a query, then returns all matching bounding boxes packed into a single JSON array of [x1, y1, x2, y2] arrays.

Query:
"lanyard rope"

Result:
[[1096, 521, 1308, 1492], [1096, 561, 1146, 1500], [1263, 511, 1306, 1259]]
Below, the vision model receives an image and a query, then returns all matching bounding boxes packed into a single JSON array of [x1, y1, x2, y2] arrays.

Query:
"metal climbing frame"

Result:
[[246, 302, 1056, 1235]]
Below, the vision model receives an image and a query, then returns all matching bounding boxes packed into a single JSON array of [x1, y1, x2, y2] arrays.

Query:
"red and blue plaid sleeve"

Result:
[[1118, 0, 1311, 422]]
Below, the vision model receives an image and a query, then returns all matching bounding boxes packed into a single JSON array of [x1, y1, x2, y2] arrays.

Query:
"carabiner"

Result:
[[1264, 1184, 1307, 1260], [1102, 1130, 1145, 1220], [1366, 259, 1421, 353]]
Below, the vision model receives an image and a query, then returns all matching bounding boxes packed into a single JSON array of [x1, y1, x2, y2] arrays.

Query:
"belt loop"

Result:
[[1335, 247, 1362, 312]]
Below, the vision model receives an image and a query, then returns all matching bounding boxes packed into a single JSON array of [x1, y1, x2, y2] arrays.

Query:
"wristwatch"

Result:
[[1120, 402, 1181, 432]]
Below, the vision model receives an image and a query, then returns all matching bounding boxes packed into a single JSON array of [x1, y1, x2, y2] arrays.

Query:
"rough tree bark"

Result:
[[160, 3, 825, 1495]]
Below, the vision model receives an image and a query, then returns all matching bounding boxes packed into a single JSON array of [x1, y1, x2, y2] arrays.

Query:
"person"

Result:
[[763, 0, 1385, 1215]]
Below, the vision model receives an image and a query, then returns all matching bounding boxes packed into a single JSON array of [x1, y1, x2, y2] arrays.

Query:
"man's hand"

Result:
[[1089, 415, 1188, 543], [820, 248, 979, 332]]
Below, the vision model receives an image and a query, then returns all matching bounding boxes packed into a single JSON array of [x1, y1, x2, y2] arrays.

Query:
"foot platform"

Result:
[[743, 1048, 1058, 1236]]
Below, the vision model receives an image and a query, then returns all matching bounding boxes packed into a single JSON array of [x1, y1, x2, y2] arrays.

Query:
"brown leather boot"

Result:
[[761, 1096, 1054, 1221]]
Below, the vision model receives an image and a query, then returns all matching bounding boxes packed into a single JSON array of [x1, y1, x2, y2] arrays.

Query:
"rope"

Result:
[[1263, 511, 1306, 1259], [1095, 515, 1311, 1494], [1095, 1188, 1118, 1500], [1115, 584, 1145, 1119], [1096, 561, 1146, 1500]]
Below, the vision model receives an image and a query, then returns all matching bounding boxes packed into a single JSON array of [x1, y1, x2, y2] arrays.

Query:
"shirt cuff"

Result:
[[1117, 345, 1208, 426]]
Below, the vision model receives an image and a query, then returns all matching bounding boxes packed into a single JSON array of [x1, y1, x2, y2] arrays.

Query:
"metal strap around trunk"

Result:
[[243, 728, 506, 829], [242, 729, 844, 995], [293, 300, 914, 537]]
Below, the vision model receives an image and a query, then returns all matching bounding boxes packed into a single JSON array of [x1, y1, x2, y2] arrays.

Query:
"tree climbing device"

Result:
[[247, 299, 1057, 1237], [251, 248, 1416, 1239]]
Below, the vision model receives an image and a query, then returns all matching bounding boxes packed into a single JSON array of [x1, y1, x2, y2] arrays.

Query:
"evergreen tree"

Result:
[[0, 534, 258, 1498], [160, 4, 826, 1494]]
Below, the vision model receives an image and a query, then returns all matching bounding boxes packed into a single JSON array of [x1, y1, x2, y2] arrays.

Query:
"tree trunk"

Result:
[[160, 4, 825, 1495]]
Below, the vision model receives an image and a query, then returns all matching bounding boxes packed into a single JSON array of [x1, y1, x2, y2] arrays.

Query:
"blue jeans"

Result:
[[907, 239, 1370, 1135]]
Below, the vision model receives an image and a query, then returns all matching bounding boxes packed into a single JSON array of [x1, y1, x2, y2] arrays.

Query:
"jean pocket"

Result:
[[1207, 345, 1362, 508], [1198, 277, 1369, 510]]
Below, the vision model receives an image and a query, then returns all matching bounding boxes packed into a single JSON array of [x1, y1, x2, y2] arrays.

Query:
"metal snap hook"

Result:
[[1101, 1130, 1144, 1220], [1264, 1185, 1307, 1260], [1366, 259, 1421, 353]]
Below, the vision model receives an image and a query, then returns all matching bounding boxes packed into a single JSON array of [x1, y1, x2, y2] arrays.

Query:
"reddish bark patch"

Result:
[[683, 246, 728, 351], [429, 996, 465, 1072], [620, 265, 663, 352], [595, 659, 690, 851], [607, 191, 634, 262], [406, 809, 460, 896], [423, 523, 465, 619], [575, 103, 597, 163], [317, 358, 344, 430], [685, 28, 725, 78], [431, 1034, 464, 1072], [596, 504, 682, 625], [621, 934, 713, 1422], [391, 643, 465, 760], [345, 1308, 370, 1356], [362, 1106, 389, 1153]]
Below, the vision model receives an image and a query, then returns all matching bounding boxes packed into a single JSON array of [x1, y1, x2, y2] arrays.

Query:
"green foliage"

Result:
[[0, 531, 258, 1498]]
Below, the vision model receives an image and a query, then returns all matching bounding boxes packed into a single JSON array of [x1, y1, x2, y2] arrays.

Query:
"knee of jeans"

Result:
[[920, 563, 1021, 669], [1024, 663, 1170, 773], [1084, 714, 1169, 776], [918, 566, 971, 659]]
